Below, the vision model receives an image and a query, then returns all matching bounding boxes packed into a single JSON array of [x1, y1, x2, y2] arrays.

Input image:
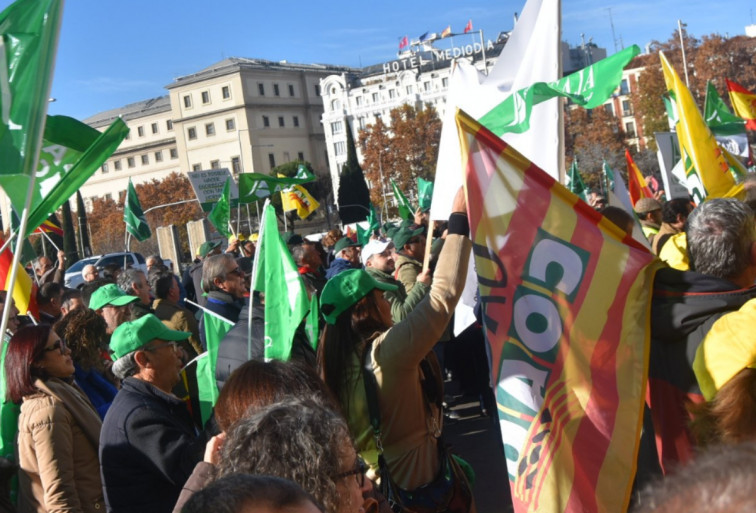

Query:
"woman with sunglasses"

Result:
[[4, 324, 104, 512]]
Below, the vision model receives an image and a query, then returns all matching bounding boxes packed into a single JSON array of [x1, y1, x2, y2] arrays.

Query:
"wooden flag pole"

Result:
[[421, 221, 434, 273]]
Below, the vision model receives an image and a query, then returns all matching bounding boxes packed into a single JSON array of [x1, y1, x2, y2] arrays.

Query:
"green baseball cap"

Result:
[[89, 284, 140, 311], [110, 314, 191, 359], [320, 269, 397, 325], [333, 237, 360, 254], [392, 226, 425, 249], [198, 240, 222, 258]]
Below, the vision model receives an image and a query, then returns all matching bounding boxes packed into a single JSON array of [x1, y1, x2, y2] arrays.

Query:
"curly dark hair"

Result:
[[216, 398, 352, 513], [53, 308, 108, 372]]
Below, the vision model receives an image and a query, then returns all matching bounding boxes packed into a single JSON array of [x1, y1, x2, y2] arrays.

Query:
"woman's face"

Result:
[[37, 331, 75, 379], [335, 443, 370, 513]]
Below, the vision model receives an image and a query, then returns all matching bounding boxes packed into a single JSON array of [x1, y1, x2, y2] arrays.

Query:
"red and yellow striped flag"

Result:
[[626, 149, 653, 207], [456, 108, 661, 513], [34, 216, 63, 236], [726, 78, 756, 130]]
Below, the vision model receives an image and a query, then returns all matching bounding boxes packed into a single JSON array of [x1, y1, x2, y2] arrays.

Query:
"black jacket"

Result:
[[198, 291, 244, 350], [100, 378, 205, 513], [647, 267, 756, 472], [215, 298, 316, 390]]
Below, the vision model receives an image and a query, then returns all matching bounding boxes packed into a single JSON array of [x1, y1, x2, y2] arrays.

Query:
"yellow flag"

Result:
[[281, 184, 320, 219], [660, 52, 743, 203]]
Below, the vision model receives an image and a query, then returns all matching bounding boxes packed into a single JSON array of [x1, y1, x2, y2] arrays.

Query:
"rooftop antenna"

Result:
[[607, 8, 619, 53]]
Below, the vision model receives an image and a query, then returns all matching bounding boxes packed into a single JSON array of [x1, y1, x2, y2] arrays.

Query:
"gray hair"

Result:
[[202, 254, 236, 294], [117, 268, 146, 297], [290, 244, 306, 267], [112, 352, 139, 379], [687, 198, 755, 281]]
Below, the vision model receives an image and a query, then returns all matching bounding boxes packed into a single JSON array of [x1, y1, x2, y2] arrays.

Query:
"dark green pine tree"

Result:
[[76, 191, 93, 257], [337, 119, 371, 224], [61, 200, 79, 263]]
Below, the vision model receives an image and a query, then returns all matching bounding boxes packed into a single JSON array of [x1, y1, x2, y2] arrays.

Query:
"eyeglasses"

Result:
[[43, 339, 67, 355], [334, 457, 367, 487], [144, 341, 179, 353]]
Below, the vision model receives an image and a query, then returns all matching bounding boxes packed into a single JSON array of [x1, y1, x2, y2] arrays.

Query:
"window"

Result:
[[331, 120, 343, 134], [262, 116, 270, 128], [334, 141, 346, 156], [358, 117, 366, 130], [166, 120, 173, 131], [406, 85, 413, 95], [125, 132, 130, 140], [183, 95, 192, 108], [625, 121, 636, 138], [283, 151, 290, 162], [105, 193, 112, 201], [222, 86, 230, 99], [331, 99, 341, 111], [274, 84, 280, 96], [210, 160, 220, 169], [389, 89, 396, 99], [114, 160, 122, 171], [141, 154, 149, 165], [137, 126, 145, 137], [289, 84, 295, 97], [278, 116, 285, 127], [205, 123, 215, 136], [187, 127, 197, 140], [356, 96, 363, 106], [101, 162, 109, 173], [192, 164, 202, 172], [155, 151, 163, 162], [297, 152, 304, 161], [151, 123, 158, 134], [201, 91, 210, 104], [315, 85, 320, 96], [619, 79, 630, 95], [170, 148, 178, 159], [268, 153, 276, 169], [293, 116, 300, 127], [231, 156, 241, 174], [604, 103, 614, 116], [423, 82, 431, 92], [372, 92, 379, 102], [225, 118, 235, 131], [258, 83, 265, 95], [127, 157, 135, 168], [622, 100, 632, 116], [442, 77, 449, 88]]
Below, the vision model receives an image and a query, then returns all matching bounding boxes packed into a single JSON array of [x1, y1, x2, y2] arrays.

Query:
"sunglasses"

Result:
[[43, 339, 67, 355], [144, 341, 179, 353], [334, 457, 368, 488]]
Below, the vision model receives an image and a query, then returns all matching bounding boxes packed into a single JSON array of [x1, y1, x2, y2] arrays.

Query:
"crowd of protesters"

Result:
[[3, 179, 756, 513]]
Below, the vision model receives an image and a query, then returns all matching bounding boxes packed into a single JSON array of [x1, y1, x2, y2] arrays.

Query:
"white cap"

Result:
[[361, 239, 393, 266]]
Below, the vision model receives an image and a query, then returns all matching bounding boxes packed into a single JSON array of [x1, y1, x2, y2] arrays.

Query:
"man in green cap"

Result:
[[391, 225, 426, 294], [100, 314, 206, 513], [325, 237, 361, 280], [89, 283, 140, 334]]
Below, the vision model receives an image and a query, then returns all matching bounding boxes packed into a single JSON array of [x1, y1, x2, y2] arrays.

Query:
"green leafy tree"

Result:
[[338, 119, 371, 224]]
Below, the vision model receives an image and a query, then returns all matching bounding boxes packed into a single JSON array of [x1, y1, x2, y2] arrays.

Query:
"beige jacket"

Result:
[[17, 378, 104, 513], [345, 234, 471, 490], [152, 298, 202, 355]]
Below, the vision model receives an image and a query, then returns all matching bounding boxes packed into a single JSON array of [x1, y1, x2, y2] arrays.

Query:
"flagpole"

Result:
[[39, 230, 61, 252], [249, 200, 269, 360], [0, 0, 65, 348]]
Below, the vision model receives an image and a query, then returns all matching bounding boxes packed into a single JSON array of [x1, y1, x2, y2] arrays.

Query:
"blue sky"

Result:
[[2, 0, 751, 120]]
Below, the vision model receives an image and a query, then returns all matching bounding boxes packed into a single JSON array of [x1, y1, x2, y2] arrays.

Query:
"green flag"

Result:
[[124, 178, 151, 242], [704, 81, 746, 136], [417, 178, 434, 211], [252, 202, 309, 361], [20, 116, 129, 237], [238, 167, 314, 204], [207, 177, 231, 238], [305, 294, 319, 350], [566, 161, 588, 201], [0, 0, 63, 203], [390, 179, 413, 220], [479, 45, 641, 136], [196, 311, 233, 425], [357, 203, 380, 246]]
